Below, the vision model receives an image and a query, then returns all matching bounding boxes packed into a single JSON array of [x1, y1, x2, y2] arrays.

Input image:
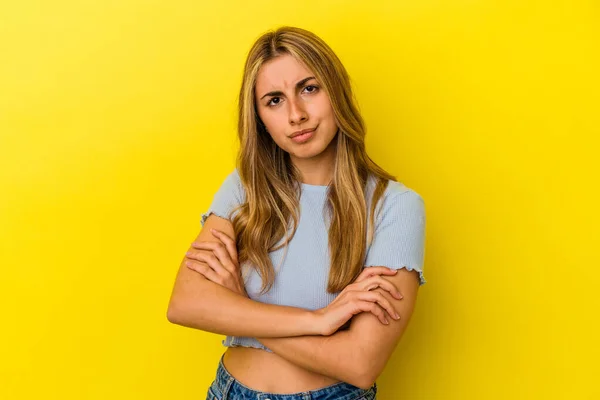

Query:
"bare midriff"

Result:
[[222, 347, 341, 394]]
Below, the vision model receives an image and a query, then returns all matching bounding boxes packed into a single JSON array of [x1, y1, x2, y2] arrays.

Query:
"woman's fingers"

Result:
[[317, 286, 402, 334], [346, 276, 403, 300], [185, 259, 221, 283], [188, 242, 237, 275], [355, 266, 398, 283], [186, 251, 230, 278], [360, 276, 403, 300], [355, 290, 400, 321], [362, 302, 389, 325], [209, 229, 239, 264]]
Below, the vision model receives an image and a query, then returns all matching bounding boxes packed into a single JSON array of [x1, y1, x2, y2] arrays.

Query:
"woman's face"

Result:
[[254, 54, 338, 162]]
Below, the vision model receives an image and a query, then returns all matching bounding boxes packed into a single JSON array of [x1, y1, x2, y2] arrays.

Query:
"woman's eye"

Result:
[[267, 86, 318, 107], [267, 97, 281, 107]]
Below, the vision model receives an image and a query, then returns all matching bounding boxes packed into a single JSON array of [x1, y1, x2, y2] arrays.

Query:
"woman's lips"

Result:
[[291, 127, 316, 143]]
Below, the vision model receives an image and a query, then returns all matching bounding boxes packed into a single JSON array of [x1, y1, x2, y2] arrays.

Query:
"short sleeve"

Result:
[[200, 169, 245, 227], [364, 189, 427, 286]]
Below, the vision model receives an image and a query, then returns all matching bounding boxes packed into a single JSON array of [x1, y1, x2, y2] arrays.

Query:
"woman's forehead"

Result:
[[256, 55, 315, 91]]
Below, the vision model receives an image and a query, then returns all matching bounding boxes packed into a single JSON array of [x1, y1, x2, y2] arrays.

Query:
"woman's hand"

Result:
[[184, 228, 248, 297], [313, 267, 404, 336]]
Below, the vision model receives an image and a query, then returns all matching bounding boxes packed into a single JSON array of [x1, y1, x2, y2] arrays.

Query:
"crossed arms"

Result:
[[167, 215, 420, 389]]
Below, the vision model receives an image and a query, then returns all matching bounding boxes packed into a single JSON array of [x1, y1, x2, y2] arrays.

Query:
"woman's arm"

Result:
[[166, 215, 320, 338], [257, 191, 426, 387], [172, 217, 416, 388], [168, 215, 401, 340], [256, 268, 420, 389]]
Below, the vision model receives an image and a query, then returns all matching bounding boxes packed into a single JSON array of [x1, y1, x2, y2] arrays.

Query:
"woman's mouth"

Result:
[[290, 127, 316, 144]]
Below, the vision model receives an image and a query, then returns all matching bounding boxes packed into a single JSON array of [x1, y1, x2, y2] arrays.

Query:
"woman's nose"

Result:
[[288, 99, 308, 125]]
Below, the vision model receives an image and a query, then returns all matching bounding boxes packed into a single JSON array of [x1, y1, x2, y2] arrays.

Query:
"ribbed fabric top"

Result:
[[200, 168, 426, 352]]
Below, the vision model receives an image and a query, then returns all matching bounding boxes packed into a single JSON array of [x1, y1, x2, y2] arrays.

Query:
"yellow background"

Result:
[[1, 1, 598, 399]]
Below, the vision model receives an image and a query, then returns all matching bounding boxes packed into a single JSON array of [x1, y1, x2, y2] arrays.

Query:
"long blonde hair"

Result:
[[231, 26, 397, 294]]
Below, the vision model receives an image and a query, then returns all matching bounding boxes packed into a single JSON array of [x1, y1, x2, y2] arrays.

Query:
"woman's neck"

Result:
[[291, 134, 337, 185]]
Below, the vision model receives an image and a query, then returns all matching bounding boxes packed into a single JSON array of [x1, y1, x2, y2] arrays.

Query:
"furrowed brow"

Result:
[[259, 76, 317, 100]]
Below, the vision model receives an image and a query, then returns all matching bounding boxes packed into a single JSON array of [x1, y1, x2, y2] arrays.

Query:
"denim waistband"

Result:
[[211, 353, 377, 400]]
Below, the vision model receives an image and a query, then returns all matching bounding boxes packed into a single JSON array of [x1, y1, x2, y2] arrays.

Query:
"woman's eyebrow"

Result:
[[259, 76, 317, 100]]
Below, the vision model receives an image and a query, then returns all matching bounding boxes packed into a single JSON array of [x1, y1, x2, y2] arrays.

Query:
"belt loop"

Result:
[[221, 374, 234, 399], [303, 392, 312, 400]]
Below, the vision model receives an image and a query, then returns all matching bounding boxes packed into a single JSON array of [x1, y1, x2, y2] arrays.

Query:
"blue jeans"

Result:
[[206, 354, 377, 400]]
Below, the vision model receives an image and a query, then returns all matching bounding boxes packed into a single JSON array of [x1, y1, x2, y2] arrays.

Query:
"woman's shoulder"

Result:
[[229, 167, 241, 181], [366, 174, 418, 199], [366, 175, 424, 221], [215, 167, 245, 202], [225, 167, 243, 188]]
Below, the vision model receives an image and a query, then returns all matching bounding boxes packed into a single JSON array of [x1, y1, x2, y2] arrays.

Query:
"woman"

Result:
[[167, 26, 427, 400]]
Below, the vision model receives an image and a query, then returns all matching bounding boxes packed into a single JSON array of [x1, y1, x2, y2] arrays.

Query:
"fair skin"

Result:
[[168, 214, 408, 392], [256, 53, 339, 186], [175, 54, 421, 392], [187, 228, 420, 390]]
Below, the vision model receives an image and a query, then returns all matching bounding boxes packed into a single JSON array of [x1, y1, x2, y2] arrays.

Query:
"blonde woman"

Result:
[[167, 26, 427, 400]]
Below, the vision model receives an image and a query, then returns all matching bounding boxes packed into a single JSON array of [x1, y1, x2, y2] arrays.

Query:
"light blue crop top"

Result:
[[200, 168, 426, 352]]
